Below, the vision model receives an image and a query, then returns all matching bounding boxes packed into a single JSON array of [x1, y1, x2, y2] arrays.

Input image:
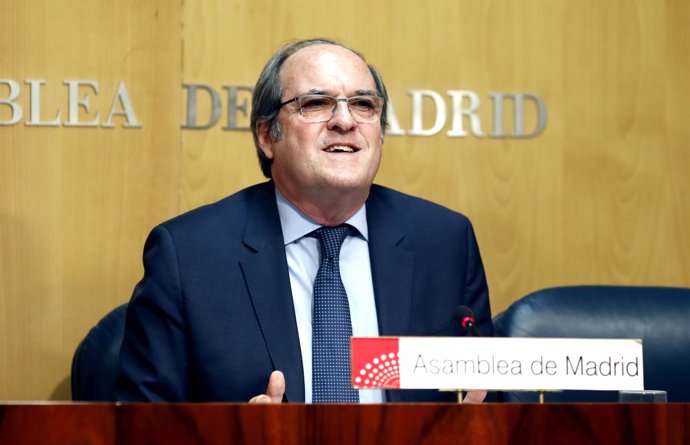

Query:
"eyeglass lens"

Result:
[[298, 95, 382, 123]]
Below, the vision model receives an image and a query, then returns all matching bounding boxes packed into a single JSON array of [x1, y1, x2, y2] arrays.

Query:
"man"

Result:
[[117, 38, 493, 403]]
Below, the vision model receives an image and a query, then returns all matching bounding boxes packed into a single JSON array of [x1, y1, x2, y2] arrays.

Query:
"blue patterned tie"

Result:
[[311, 225, 359, 403]]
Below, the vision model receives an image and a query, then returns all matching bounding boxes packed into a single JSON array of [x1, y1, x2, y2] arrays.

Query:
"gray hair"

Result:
[[250, 38, 389, 178]]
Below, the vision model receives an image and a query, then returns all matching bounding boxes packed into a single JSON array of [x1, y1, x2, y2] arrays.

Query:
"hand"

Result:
[[248, 370, 285, 404], [463, 390, 487, 404]]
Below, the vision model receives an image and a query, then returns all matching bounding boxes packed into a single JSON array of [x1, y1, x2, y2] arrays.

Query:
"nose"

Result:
[[327, 100, 356, 132]]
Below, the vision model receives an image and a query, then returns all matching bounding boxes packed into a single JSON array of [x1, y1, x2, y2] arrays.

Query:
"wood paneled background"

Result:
[[1, 0, 688, 400]]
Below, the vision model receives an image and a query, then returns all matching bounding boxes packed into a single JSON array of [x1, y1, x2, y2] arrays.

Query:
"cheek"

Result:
[[365, 127, 384, 148], [369, 149, 383, 174], [283, 127, 320, 154], [368, 135, 383, 160], [277, 137, 315, 173]]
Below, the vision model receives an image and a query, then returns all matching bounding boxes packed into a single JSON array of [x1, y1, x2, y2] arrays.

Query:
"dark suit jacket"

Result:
[[117, 181, 493, 402]]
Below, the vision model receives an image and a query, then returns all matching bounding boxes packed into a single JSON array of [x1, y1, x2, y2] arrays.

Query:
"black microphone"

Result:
[[454, 305, 481, 337]]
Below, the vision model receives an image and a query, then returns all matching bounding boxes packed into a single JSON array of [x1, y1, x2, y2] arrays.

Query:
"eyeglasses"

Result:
[[279, 94, 384, 123]]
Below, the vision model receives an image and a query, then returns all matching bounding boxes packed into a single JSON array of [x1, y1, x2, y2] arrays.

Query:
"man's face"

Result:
[[258, 44, 383, 202]]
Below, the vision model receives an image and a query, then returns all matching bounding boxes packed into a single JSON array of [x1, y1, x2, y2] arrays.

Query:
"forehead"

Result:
[[279, 44, 376, 96]]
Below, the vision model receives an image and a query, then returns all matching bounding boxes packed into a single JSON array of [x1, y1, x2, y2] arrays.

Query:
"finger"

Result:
[[248, 394, 271, 404], [463, 390, 487, 404], [266, 370, 286, 403]]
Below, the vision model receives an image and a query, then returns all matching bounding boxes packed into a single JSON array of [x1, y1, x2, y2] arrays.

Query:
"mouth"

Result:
[[323, 144, 360, 153]]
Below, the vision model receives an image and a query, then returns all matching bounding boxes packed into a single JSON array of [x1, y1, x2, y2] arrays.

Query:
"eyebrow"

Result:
[[300, 88, 379, 97], [354, 90, 379, 97]]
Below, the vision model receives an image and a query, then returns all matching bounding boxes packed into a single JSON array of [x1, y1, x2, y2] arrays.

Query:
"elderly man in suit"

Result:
[[117, 38, 493, 404]]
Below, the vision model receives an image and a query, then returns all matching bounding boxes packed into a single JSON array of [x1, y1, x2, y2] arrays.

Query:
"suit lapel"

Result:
[[239, 183, 305, 402], [366, 186, 415, 337]]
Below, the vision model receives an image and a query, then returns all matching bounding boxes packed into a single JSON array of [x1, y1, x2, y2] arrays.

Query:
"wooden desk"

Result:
[[1, 403, 688, 444]]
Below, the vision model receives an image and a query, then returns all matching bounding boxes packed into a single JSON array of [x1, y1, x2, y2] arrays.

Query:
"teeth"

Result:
[[325, 145, 355, 153]]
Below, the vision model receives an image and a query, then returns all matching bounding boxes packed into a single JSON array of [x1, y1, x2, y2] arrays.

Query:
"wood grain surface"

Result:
[[1, 403, 689, 445]]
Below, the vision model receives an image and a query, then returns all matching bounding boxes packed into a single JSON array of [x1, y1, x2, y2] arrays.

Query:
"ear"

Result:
[[256, 120, 275, 160]]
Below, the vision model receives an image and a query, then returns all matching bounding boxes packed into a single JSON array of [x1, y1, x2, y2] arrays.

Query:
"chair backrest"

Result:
[[493, 285, 690, 402], [71, 303, 127, 401]]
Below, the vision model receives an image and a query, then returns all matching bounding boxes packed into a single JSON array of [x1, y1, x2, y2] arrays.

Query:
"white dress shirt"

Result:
[[275, 187, 384, 403]]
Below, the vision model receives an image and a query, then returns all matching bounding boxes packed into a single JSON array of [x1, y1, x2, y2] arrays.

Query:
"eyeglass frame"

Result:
[[279, 94, 385, 123]]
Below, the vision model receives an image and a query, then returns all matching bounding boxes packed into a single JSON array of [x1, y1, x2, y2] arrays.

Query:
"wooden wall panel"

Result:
[[0, 1, 182, 399], [1, 0, 689, 400]]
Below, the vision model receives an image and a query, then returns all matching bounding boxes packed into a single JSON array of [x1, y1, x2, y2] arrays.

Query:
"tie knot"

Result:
[[312, 225, 351, 259]]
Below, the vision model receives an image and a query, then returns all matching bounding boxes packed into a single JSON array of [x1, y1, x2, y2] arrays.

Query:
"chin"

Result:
[[323, 172, 375, 190]]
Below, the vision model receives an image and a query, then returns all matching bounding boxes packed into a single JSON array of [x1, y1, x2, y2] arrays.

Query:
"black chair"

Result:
[[71, 303, 127, 401], [493, 285, 690, 402]]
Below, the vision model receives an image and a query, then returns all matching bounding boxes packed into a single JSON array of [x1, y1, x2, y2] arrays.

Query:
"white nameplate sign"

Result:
[[351, 337, 644, 391]]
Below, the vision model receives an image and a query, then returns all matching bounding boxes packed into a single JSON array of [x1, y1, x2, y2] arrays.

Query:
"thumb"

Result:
[[463, 390, 487, 404], [266, 370, 286, 403]]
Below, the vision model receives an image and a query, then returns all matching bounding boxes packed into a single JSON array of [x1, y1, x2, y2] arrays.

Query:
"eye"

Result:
[[349, 97, 377, 111], [300, 96, 334, 110]]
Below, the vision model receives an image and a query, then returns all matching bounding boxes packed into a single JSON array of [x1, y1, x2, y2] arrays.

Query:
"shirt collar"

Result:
[[275, 185, 369, 245]]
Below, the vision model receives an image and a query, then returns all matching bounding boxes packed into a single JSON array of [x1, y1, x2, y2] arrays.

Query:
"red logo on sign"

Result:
[[351, 338, 400, 389]]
